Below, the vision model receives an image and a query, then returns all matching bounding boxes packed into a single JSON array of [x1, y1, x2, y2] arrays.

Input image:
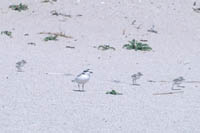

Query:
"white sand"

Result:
[[0, 0, 200, 132]]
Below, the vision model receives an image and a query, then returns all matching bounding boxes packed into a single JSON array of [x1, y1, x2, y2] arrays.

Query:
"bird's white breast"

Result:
[[75, 74, 90, 84]]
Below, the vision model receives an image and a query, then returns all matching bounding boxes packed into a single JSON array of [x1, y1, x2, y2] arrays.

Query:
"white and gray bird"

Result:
[[72, 69, 93, 91], [171, 76, 185, 90], [131, 72, 143, 85], [16, 60, 27, 72]]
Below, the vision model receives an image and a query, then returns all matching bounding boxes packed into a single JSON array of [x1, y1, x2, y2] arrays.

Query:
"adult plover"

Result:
[[72, 69, 93, 91], [131, 72, 143, 85], [171, 76, 185, 90]]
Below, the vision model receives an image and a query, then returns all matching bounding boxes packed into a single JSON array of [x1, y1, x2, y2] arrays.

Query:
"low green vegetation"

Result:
[[98, 45, 115, 51], [106, 90, 122, 95], [123, 39, 152, 51], [1, 31, 12, 38], [9, 3, 28, 12], [44, 35, 58, 41]]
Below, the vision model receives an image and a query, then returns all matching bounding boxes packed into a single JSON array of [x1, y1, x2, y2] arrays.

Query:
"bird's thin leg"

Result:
[[132, 79, 135, 84], [172, 83, 181, 90], [171, 83, 175, 90], [78, 84, 80, 90], [82, 84, 84, 91]]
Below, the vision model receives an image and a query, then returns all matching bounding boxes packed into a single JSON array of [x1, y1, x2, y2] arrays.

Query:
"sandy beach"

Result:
[[0, 0, 200, 132]]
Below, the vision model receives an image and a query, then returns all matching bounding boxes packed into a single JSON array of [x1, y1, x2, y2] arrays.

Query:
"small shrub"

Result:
[[9, 3, 28, 12], [98, 45, 115, 51], [44, 35, 58, 41], [123, 39, 152, 51], [1, 31, 12, 38], [106, 90, 122, 95]]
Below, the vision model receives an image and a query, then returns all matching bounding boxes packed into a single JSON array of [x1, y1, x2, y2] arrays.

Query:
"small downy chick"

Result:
[[171, 76, 185, 90], [16, 60, 27, 72], [131, 72, 143, 85]]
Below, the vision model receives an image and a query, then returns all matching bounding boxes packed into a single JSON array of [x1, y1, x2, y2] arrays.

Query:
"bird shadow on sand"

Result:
[[73, 90, 85, 92]]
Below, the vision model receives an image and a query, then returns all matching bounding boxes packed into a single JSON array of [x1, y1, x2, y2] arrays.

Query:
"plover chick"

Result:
[[131, 72, 143, 85], [72, 69, 93, 91], [171, 76, 185, 90], [16, 60, 27, 72]]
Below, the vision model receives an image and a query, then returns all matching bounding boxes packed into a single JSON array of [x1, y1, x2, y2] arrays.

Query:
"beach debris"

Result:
[[122, 29, 126, 35], [41, 0, 57, 3], [76, 14, 83, 17], [140, 39, 148, 42], [106, 90, 122, 95], [131, 20, 136, 25], [147, 25, 158, 34], [27, 42, 36, 46], [193, 7, 200, 13], [97, 45, 116, 51], [171, 76, 185, 90], [136, 24, 142, 29], [39, 32, 73, 39], [193, 1, 200, 13], [66, 46, 75, 49], [16, 60, 27, 72], [111, 80, 121, 83], [153, 91, 184, 95], [50, 10, 82, 18], [131, 72, 143, 85], [50, 10, 72, 18], [1, 31, 12, 38], [45, 72, 73, 76], [123, 39, 152, 51], [9, 3, 28, 12]]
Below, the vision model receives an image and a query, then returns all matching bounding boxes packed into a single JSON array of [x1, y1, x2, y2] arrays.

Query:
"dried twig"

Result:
[[66, 46, 75, 49], [147, 80, 200, 84], [50, 10, 72, 18], [39, 32, 73, 39], [153, 91, 184, 95]]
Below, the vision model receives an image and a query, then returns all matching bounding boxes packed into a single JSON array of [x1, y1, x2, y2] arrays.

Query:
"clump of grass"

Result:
[[44, 35, 58, 41], [123, 39, 152, 51], [98, 45, 116, 51], [1, 31, 12, 38], [106, 90, 122, 95], [9, 3, 28, 12]]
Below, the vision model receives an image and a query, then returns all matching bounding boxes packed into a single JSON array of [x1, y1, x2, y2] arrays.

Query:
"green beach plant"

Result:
[[1, 31, 12, 38], [123, 39, 152, 51], [9, 3, 28, 12], [98, 45, 116, 51], [106, 90, 122, 95], [44, 35, 58, 41]]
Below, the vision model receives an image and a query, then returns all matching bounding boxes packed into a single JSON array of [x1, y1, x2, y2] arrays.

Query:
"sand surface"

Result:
[[0, 0, 200, 132]]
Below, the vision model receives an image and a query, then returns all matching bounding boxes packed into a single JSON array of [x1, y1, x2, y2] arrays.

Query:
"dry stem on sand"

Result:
[[39, 32, 73, 39]]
